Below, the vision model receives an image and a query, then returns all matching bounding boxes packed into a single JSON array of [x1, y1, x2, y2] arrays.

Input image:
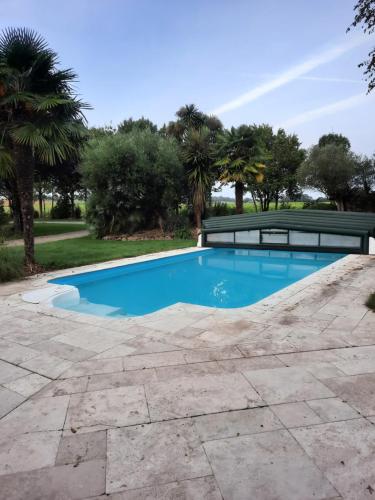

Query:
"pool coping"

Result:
[[18, 246, 358, 324]]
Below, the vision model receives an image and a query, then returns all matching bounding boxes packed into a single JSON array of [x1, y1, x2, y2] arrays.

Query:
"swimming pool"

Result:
[[49, 248, 344, 317]]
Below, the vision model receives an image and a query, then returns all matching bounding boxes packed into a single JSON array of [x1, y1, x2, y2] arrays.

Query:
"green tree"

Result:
[[118, 117, 157, 134], [348, 0, 375, 93], [249, 128, 305, 211], [181, 127, 214, 228], [82, 129, 183, 236], [0, 28, 88, 269], [318, 133, 351, 151], [215, 126, 266, 214], [166, 104, 222, 227], [298, 143, 356, 211]]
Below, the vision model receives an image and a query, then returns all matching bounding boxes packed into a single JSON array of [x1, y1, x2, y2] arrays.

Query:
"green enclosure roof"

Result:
[[202, 210, 375, 237]]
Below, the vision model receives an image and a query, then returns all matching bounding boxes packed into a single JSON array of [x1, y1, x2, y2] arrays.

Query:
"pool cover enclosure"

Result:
[[202, 210, 375, 254]]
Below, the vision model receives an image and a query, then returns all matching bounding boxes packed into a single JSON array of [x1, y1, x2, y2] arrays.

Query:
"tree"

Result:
[[0, 28, 88, 269], [348, 0, 375, 93], [318, 133, 351, 151], [298, 143, 356, 211], [249, 128, 305, 211], [166, 104, 222, 227], [81, 129, 183, 236], [215, 126, 266, 214], [181, 127, 214, 228], [118, 117, 157, 134]]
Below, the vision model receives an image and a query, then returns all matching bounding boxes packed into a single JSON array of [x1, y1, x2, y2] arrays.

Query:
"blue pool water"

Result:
[[49, 248, 344, 317]]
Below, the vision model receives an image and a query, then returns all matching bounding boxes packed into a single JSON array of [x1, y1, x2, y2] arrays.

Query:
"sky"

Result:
[[1, 0, 374, 197]]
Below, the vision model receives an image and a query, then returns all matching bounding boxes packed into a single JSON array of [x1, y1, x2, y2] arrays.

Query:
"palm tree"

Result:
[[0, 28, 89, 270], [181, 127, 214, 229], [215, 127, 265, 214]]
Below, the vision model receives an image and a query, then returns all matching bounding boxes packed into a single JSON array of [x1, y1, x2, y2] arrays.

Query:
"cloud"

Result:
[[275, 92, 374, 129], [209, 34, 370, 115]]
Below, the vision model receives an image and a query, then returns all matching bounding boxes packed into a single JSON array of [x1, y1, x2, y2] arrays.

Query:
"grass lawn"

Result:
[[4, 222, 87, 240], [9, 236, 197, 271]]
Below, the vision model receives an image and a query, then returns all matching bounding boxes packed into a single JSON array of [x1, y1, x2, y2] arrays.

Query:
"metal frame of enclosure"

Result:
[[201, 210, 375, 254]]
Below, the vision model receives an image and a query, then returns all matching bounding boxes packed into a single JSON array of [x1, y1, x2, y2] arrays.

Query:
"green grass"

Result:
[[4, 222, 87, 240], [223, 201, 305, 212], [9, 237, 196, 272], [365, 292, 375, 312]]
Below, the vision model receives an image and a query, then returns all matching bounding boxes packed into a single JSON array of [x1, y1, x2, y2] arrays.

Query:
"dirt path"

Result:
[[5, 229, 90, 247]]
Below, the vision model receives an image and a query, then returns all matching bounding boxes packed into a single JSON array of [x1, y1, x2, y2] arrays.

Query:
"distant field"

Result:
[[219, 201, 305, 212], [2, 199, 86, 217]]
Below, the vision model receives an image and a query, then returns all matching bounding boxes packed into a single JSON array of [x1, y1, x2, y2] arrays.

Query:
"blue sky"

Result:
[[1, 0, 374, 196]]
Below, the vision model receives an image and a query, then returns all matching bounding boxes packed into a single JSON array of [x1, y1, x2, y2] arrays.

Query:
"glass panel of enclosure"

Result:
[[206, 232, 234, 243], [320, 233, 361, 248], [261, 229, 288, 245], [289, 231, 319, 246], [235, 230, 260, 244]]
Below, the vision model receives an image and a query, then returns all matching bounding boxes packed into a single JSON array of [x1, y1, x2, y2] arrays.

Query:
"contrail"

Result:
[[276, 93, 373, 129], [210, 35, 370, 115]]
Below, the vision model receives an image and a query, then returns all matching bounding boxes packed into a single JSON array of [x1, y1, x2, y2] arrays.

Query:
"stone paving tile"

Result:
[[92, 343, 137, 360], [218, 354, 284, 373], [291, 418, 375, 499], [60, 358, 123, 378], [123, 337, 184, 356], [181, 346, 243, 363], [21, 352, 72, 379], [65, 386, 149, 431], [54, 326, 132, 353], [243, 366, 335, 405], [87, 368, 157, 392], [0, 387, 25, 418], [90, 476, 222, 500], [193, 407, 283, 442], [334, 345, 375, 360], [154, 361, 224, 382], [4, 373, 50, 397], [3, 329, 58, 346], [0, 359, 30, 384], [0, 339, 40, 364], [323, 373, 375, 416], [31, 339, 96, 362], [0, 395, 69, 438], [34, 376, 89, 398], [306, 398, 360, 422], [123, 350, 186, 371], [106, 420, 212, 493], [204, 429, 338, 500], [56, 430, 107, 465], [237, 338, 296, 357], [333, 358, 375, 376], [276, 349, 343, 366], [146, 372, 263, 420], [0, 459, 106, 500], [270, 402, 323, 428], [0, 430, 61, 475]]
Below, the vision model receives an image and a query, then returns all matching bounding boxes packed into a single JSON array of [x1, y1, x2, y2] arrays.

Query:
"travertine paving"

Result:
[[0, 248, 374, 499]]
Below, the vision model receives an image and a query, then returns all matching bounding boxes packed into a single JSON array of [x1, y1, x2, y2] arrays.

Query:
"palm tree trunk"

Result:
[[195, 206, 202, 229], [14, 144, 35, 270], [235, 182, 244, 214]]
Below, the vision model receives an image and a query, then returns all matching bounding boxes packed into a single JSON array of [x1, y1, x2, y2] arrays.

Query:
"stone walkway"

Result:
[[5, 229, 90, 247], [0, 249, 374, 499]]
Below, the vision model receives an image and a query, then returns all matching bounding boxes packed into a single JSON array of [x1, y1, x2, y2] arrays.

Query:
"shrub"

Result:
[[207, 202, 236, 217], [82, 130, 184, 237], [303, 201, 337, 210], [0, 202, 8, 226], [74, 205, 82, 219], [0, 246, 24, 283], [34, 210, 39, 219], [50, 198, 71, 219], [173, 226, 193, 240], [365, 292, 375, 312]]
